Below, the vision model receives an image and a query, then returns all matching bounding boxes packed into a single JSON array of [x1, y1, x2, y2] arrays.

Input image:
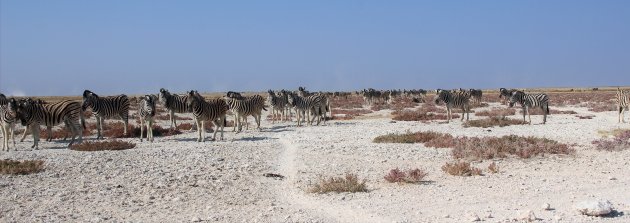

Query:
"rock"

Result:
[[443, 214, 450, 218], [191, 217, 201, 222], [542, 203, 551, 210], [485, 212, 493, 218], [468, 213, 480, 221], [609, 177, 617, 180], [517, 210, 536, 222], [575, 200, 613, 216]]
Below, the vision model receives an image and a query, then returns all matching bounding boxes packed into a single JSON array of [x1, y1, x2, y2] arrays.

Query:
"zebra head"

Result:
[[5, 97, 18, 119], [158, 88, 170, 105], [14, 98, 37, 126], [0, 94, 6, 105], [434, 89, 448, 105], [508, 91, 524, 108], [186, 90, 200, 107], [82, 90, 99, 111], [142, 95, 156, 117]]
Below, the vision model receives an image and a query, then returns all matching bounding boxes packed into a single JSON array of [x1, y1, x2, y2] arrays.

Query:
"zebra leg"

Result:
[[20, 124, 28, 142], [200, 119, 206, 142], [30, 124, 40, 149], [46, 126, 53, 142], [521, 107, 527, 123], [122, 115, 128, 136], [96, 116, 103, 140], [139, 118, 144, 142], [66, 119, 79, 147], [1, 124, 6, 151], [195, 119, 202, 142], [255, 113, 261, 130], [526, 107, 532, 124], [63, 120, 71, 141], [170, 110, 175, 129], [148, 119, 154, 142], [10, 123, 15, 149]]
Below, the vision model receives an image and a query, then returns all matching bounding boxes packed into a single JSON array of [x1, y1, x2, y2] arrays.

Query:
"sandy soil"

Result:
[[1, 102, 630, 223]]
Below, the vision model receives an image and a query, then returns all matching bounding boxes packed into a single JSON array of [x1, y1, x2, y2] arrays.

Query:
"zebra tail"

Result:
[[546, 104, 550, 115], [80, 110, 86, 129], [262, 105, 268, 111]]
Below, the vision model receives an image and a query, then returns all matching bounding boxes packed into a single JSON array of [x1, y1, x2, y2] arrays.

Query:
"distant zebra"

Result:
[[138, 95, 156, 142], [158, 88, 192, 129], [0, 95, 17, 151], [267, 90, 288, 123], [616, 88, 630, 123], [278, 90, 293, 120], [508, 90, 549, 124], [82, 90, 130, 139], [223, 93, 267, 132], [469, 89, 483, 105], [186, 90, 229, 142], [434, 89, 471, 123], [13, 98, 84, 149], [287, 93, 327, 126], [309, 94, 330, 125]]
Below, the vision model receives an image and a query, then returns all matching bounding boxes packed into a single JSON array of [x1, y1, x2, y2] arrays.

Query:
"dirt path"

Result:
[[276, 137, 391, 223]]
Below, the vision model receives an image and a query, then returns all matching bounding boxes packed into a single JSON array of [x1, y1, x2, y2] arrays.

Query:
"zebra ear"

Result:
[[160, 88, 166, 93]]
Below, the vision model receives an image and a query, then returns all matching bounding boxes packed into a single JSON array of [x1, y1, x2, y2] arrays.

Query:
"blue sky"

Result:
[[1, 1, 629, 96]]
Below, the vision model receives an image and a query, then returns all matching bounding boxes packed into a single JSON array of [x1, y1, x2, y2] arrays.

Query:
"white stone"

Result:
[[574, 200, 613, 216], [517, 210, 536, 222], [542, 203, 551, 210], [468, 213, 480, 222]]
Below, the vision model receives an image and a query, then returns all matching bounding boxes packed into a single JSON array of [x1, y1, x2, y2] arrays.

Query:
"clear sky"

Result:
[[1, 1, 629, 96]]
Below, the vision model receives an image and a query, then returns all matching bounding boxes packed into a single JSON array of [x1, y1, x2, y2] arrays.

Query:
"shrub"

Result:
[[373, 131, 455, 148], [0, 159, 45, 175], [391, 103, 460, 121], [384, 168, 428, 183], [70, 140, 136, 151], [576, 115, 595, 119], [308, 174, 368, 194], [441, 161, 482, 176], [488, 162, 499, 174], [475, 108, 516, 117], [154, 114, 192, 121], [330, 95, 364, 109], [463, 116, 528, 128], [592, 129, 630, 151]]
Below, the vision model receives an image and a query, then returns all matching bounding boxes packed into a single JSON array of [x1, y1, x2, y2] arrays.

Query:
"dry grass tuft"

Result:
[[592, 129, 630, 151], [392, 103, 460, 121], [0, 159, 45, 175], [463, 116, 528, 128], [576, 115, 595, 119], [488, 162, 499, 174], [308, 173, 368, 194], [441, 161, 482, 176], [475, 108, 516, 117], [330, 95, 364, 109], [384, 168, 428, 183], [70, 140, 136, 151], [332, 109, 372, 120], [373, 131, 455, 148]]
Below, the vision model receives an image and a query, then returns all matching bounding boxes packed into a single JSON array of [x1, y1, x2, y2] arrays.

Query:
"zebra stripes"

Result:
[[158, 88, 193, 129], [138, 95, 156, 142], [82, 90, 130, 139], [186, 90, 229, 142], [0, 95, 17, 151], [14, 98, 84, 149], [223, 93, 267, 132], [434, 89, 471, 123], [287, 93, 328, 126], [468, 89, 483, 104], [616, 88, 630, 123], [508, 90, 550, 124]]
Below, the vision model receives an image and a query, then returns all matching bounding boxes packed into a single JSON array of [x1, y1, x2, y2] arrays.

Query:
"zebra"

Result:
[[186, 90, 229, 142], [82, 90, 130, 139], [267, 90, 288, 123], [287, 93, 327, 126], [309, 94, 330, 125], [499, 88, 518, 105], [158, 88, 193, 129], [0, 95, 17, 151], [223, 93, 267, 132], [469, 89, 483, 105], [616, 88, 630, 123], [138, 95, 156, 142], [13, 98, 84, 149], [508, 90, 550, 124], [434, 89, 471, 123]]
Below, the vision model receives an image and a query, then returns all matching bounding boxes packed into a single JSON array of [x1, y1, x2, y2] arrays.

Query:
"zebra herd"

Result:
[[1, 87, 629, 151]]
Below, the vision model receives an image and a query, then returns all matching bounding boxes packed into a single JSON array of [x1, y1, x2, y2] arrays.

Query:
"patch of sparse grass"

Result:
[[384, 168, 428, 183], [441, 161, 482, 176], [475, 108, 516, 117], [308, 173, 368, 194], [0, 159, 45, 175], [70, 140, 136, 151], [375, 131, 574, 160], [576, 115, 595, 119], [330, 95, 364, 109], [488, 162, 499, 174], [585, 102, 616, 112], [592, 129, 630, 151], [463, 116, 528, 128], [373, 131, 455, 148], [392, 103, 460, 121], [332, 109, 372, 120]]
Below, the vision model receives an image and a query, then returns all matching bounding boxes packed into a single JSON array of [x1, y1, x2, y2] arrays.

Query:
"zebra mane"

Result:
[[83, 90, 98, 98]]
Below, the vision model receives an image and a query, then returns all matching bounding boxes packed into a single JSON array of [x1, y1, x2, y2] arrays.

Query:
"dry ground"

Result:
[[1, 91, 630, 222]]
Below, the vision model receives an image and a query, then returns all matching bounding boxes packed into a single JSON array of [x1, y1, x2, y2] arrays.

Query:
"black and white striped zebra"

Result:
[[138, 95, 156, 142], [13, 98, 85, 149], [499, 88, 518, 105], [616, 88, 629, 123], [186, 90, 229, 142], [267, 90, 288, 123], [82, 90, 130, 139], [158, 88, 193, 129], [468, 89, 483, 105], [287, 93, 327, 126], [223, 93, 267, 132], [508, 90, 550, 124], [434, 89, 471, 123], [0, 94, 17, 151]]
